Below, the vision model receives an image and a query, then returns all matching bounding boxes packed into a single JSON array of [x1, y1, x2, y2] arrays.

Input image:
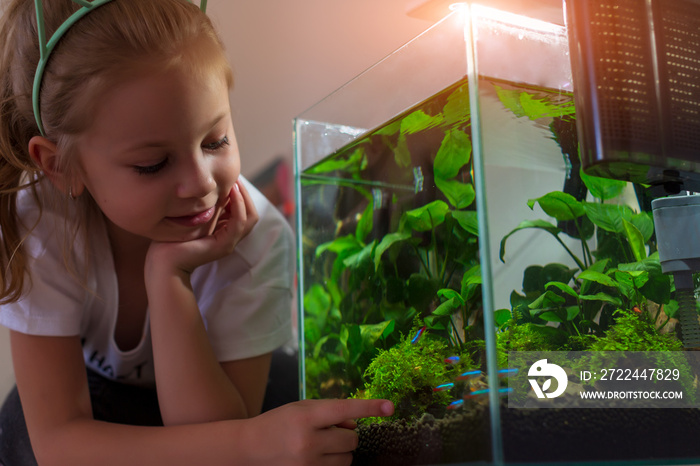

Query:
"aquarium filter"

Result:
[[651, 195, 700, 348], [566, 0, 700, 193]]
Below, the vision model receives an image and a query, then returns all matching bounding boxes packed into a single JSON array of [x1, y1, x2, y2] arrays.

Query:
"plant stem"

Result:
[[572, 218, 590, 269], [412, 244, 431, 276], [657, 316, 671, 332], [570, 319, 582, 337], [653, 303, 662, 326], [449, 316, 464, 348], [554, 235, 586, 271]]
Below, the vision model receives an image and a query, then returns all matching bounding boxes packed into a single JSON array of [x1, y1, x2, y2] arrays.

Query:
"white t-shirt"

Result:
[[0, 176, 294, 387]]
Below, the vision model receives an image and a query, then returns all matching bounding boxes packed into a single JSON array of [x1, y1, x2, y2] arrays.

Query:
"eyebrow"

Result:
[[123, 112, 229, 153]]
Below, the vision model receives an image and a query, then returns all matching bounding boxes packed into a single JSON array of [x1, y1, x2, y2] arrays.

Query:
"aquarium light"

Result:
[[470, 4, 563, 34], [407, 0, 564, 24]]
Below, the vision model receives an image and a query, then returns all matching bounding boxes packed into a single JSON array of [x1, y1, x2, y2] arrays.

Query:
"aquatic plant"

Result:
[[587, 307, 682, 352], [300, 80, 482, 397], [498, 173, 679, 346], [354, 323, 477, 425]]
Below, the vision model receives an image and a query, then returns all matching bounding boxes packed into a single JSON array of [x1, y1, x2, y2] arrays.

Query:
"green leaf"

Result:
[[339, 324, 363, 364], [528, 192, 585, 221], [355, 201, 374, 243], [360, 320, 395, 345], [578, 270, 617, 288], [538, 311, 564, 323], [461, 265, 482, 301], [545, 281, 580, 300], [342, 240, 376, 269], [528, 290, 566, 310], [307, 147, 366, 175], [452, 211, 479, 236], [588, 258, 611, 274], [374, 120, 401, 137], [374, 232, 412, 271], [400, 110, 443, 134], [438, 288, 465, 305], [579, 259, 611, 295], [495, 85, 575, 120], [500, 219, 562, 262], [580, 169, 626, 201], [582, 202, 634, 233], [393, 133, 411, 168], [304, 284, 331, 318], [316, 234, 362, 258], [443, 83, 470, 125], [400, 200, 449, 232], [665, 299, 679, 319], [519, 92, 576, 119], [566, 306, 581, 320], [523, 264, 577, 293], [630, 212, 654, 243], [433, 297, 460, 316], [579, 292, 623, 306], [435, 177, 475, 209], [613, 269, 649, 290], [433, 128, 472, 179], [494, 309, 512, 327], [622, 218, 647, 262], [618, 254, 671, 304], [538, 306, 579, 323]]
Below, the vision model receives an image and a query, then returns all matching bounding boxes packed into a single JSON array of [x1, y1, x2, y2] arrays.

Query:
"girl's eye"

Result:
[[202, 136, 230, 151], [134, 158, 169, 176]]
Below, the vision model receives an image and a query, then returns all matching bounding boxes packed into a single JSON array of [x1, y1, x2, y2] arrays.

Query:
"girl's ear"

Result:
[[28, 136, 83, 197]]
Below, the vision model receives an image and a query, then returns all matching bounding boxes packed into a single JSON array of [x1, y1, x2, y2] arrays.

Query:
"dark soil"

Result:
[[353, 400, 700, 465]]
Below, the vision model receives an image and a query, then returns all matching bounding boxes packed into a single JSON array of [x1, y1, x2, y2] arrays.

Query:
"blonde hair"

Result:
[[0, 0, 233, 303]]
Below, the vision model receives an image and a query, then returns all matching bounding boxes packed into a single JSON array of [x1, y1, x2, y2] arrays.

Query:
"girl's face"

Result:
[[76, 65, 239, 245]]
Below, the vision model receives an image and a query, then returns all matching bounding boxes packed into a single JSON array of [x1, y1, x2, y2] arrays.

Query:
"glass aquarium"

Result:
[[294, 4, 700, 465]]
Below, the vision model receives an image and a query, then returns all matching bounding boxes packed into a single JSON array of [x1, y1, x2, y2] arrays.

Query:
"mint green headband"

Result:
[[32, 0, 208, 136]]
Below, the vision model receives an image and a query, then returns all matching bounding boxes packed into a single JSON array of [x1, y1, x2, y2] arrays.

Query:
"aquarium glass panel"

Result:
[[295, 4, 700, 465]]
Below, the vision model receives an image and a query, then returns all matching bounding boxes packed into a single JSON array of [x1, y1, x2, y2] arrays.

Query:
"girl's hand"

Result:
[[146, 180, 258, 278], [243, 398, 394, 466]]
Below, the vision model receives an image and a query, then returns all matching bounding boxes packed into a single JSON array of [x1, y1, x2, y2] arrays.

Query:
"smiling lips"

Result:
[[166, 207, 215, 227]]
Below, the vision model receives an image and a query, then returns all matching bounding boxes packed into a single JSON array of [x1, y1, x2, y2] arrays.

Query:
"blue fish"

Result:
[[465, 388, 490, 398], [447, 399, 464, 410], [433, 383, 454, 392], [465, 387, 513, 398], [456, 370, 482, 380], [411, 326, 427, 344], [444, 356, 460, 364]]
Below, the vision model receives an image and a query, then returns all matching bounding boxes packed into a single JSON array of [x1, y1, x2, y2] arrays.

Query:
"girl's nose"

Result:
[[177, 155, 216, 198]]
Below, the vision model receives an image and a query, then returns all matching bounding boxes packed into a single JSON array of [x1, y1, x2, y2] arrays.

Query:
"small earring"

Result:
[[68, 186, 75, 200]]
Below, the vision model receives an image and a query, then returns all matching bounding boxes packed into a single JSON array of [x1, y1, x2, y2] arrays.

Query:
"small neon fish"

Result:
[[465, 388, 490, 398], [444, 356, 460, 364], [411, 326, 427, 344], [498, 368, 519, 377], [632, 306, 642, 314], [433, 383, 454, 392], [464, 387, 513, 398], [456, 370, 482, 380], [447, 399, 464, 410]]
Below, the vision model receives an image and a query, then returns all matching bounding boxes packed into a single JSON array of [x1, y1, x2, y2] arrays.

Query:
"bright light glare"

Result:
[[449, 2, 468, 11], [471, 4, 563, 34]]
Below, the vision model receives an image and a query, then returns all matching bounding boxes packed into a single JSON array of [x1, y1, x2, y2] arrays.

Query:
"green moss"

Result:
[[496, 322, 568, 366], [354, 325, 477, 424], [576, 309, 697, 403], [588, 309, 682, 352]]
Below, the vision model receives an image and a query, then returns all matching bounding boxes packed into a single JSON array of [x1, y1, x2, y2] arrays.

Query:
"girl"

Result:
[[0, 1, 393, 465]]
